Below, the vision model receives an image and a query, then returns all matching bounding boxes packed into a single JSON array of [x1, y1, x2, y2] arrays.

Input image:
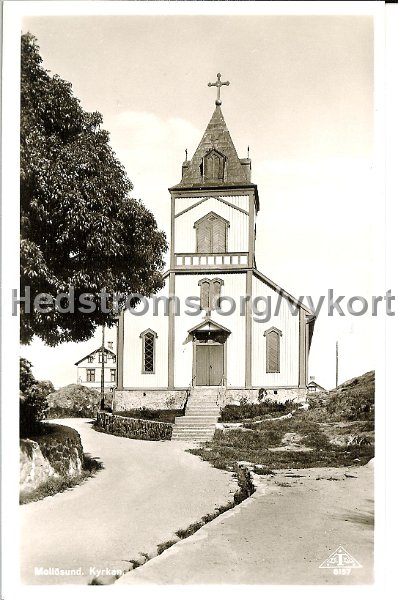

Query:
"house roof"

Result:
[[170, 105, 251, 189], [307, 381, 327, 391], [75, 346, 116, 366]]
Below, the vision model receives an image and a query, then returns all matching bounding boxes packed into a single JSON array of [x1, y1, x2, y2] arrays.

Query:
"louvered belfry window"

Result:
[[141, 330, 156, 373], [196, 213, 227, 253], [264, 328, 282, 373], [198, 278, 224, 311], [199, 280, 211, 310], [203, 150, 225, 182], [210, 279, 222, 310]]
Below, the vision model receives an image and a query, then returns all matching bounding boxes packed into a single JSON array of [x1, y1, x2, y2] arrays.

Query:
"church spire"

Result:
[[170, 74, 254, 189], [173, 107, 252, 188]]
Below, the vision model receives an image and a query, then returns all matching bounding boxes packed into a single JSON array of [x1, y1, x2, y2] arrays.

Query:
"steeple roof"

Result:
[[173, 105, 251, 189]]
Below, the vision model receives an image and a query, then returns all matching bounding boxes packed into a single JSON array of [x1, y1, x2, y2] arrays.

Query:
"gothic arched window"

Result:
[[140, 329, 158, 373], [264, 327, 282, 373], [194, 212, 229, 253], [202, 149, 226, 183]]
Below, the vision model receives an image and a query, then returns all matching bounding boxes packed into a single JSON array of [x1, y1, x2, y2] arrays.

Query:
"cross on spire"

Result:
[[208, 73, 230, 106]]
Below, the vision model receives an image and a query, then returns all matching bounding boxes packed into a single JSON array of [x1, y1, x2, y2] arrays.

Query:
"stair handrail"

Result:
[[182, 376, 196, 415]]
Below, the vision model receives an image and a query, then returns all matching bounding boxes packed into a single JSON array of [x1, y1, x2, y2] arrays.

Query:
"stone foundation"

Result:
[[222, 387, 307, 407], [114, 390, 187, 412], [115, 387, 307, 411]]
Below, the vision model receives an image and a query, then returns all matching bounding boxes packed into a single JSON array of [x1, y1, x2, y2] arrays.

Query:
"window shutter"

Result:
[[210, 280, 222, 310], [196, 220, 212, 252], [204, 151, 224, 182], [200, 281, 210, 310], [266, 331, 280, 373], [211, 218, 226, 252]]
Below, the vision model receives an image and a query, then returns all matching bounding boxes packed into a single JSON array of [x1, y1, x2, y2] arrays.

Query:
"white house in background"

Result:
[[114, 79, 316, 412], [75, 341, 117, 389]]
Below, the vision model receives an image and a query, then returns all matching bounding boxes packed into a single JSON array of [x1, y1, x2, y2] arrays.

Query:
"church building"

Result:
[[114, 74, 315, 414]]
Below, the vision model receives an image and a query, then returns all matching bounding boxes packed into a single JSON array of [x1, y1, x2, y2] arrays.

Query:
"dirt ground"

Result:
[[118, 460, 374, 585]]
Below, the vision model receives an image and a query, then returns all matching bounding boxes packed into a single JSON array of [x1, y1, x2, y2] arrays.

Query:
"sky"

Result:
[[19, 13, 380, 389]]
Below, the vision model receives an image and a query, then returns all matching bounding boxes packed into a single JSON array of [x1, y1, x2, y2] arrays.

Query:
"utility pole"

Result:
[[335, 340, 339, 389], [100, 324, 105, 410]]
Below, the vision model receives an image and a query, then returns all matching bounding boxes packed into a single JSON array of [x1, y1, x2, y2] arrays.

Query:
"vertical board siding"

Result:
[[122, 279, 169, 388], [174, 272, 246, 388], [174, 196, 249, 253], [251, 275, 299, 387]]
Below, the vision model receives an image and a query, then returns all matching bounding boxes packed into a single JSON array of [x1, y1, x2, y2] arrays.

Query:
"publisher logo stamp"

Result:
[[319, 546, 362, 576]]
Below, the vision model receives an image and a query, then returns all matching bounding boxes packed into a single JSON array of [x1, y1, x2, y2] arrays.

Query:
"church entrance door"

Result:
[[196, 344, 224, 386]]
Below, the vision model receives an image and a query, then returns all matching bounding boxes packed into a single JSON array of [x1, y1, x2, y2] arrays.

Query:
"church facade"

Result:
[[114, 81, 315, 411]]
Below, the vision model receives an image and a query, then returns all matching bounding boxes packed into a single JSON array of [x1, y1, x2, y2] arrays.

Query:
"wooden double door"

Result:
[[196, 344, 224, 386]]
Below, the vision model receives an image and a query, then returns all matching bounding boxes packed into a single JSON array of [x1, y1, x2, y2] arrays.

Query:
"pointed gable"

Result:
[[174, 105, 250, 188]]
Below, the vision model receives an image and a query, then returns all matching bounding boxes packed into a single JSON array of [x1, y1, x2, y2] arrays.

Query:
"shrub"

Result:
[[220, 399, 295, 422], [114, 408, 183, 423], [157, 539, 177, 555], [20, 358, 53, 436]]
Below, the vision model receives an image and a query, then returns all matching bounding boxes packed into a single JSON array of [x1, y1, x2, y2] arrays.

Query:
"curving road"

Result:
[[20, 418, 237, 585], [118, 463, 374, 585]]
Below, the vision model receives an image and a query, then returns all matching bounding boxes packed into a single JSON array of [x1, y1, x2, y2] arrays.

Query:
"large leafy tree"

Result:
[[20, 33, 167, 345]]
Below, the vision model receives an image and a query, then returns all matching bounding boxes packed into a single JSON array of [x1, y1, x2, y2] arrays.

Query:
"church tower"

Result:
[[116, 74, 314, 413], [167, 74, 259, 389]]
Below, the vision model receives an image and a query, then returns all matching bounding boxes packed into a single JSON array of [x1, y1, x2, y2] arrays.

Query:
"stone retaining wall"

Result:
[[97, 411, 173, 441], [20, 425, 84, 493]]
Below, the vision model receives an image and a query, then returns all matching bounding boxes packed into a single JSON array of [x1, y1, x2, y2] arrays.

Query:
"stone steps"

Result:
[[185, 411, 219, 415], [171, 387, 223, 442], [175, 416, 218, 424]]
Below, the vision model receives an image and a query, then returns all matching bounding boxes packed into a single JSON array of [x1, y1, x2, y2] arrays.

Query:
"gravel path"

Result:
[[117, 461, 374, 585], [20, 418, 238, 584]]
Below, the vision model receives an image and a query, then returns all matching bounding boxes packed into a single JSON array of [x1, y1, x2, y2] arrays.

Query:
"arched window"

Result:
[[264, 327, 282, 373], [140, 329, 158, 374], [194, 212, 229, 253], [198, 278, 224, 311], [202, 149, 226, 183]]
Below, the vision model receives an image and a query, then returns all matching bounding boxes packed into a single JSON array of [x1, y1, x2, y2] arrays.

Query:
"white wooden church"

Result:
[[114, 75, 315, 418]]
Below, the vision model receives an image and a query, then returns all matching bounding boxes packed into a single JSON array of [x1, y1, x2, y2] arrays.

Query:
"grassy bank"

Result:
[[190, 371, 375, 472]]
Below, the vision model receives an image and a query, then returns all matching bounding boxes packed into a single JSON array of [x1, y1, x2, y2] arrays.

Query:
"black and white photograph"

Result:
[[1, 1, 396, 597]]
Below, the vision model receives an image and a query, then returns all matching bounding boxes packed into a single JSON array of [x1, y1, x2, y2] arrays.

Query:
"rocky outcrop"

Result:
[[46, 384, 103, 417], [20, 424, 84, 493]]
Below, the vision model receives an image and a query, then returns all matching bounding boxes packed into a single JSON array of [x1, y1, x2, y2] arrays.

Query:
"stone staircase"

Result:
[[171, 387, 221, 442]]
